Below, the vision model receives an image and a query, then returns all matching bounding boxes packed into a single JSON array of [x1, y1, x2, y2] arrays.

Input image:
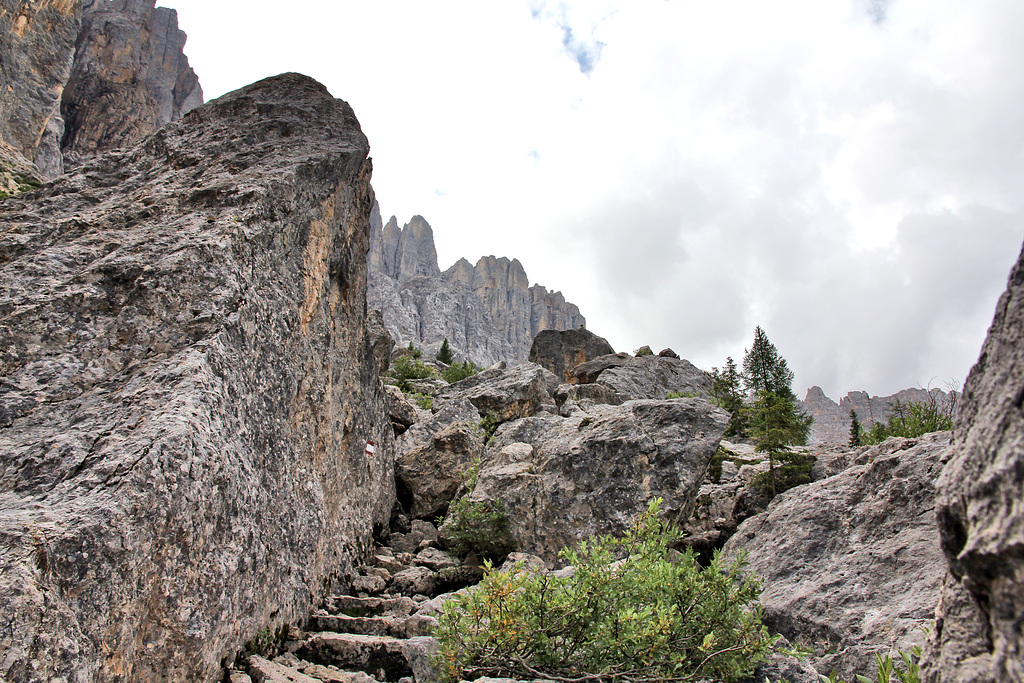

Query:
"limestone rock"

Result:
[[384, 385, 419, 436], [801, 385, 956, 446], [434, 362, 556, 424], [567, 352, 632, 384], [61, 0, 203, 167], [0, 0, 82, 176], [594, 354, 711, 401], [0, 74, 394, 683], [396, 421, 484, 520], [722, 433, 953, 678], [367, 308, 396, 375], [367, 212, 585, 366], [528, 327, 614, 383], [923, 242, 1024, 683], [462, 399, 729, 564]]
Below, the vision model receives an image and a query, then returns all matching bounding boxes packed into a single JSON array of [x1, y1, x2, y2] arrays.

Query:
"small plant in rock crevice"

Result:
[[438, 458, 515, 562], [820, 646, 922, 683]]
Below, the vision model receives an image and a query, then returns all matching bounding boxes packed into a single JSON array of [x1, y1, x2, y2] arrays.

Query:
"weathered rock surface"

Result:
[[564, 352, 710, 404], [60, 0, 203, 169], [434, 362, 556, 423], [456, 399, 729, 564], [367, 212, 585, 365], [528, 327, 614, 383], [722, 432, 953, 678], [0, 74, 394, 682], [923, 242, 1024, 683], [396, 421, 484, 519], [0, 0, 82, 177], [801, 385, 956, 446]]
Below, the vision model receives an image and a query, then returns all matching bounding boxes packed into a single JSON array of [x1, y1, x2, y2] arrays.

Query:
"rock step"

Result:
[[325, 595, 419, 618], [308, 612, 439, 640], [294, 632, 440, 683], [246, 653, 380, 683]]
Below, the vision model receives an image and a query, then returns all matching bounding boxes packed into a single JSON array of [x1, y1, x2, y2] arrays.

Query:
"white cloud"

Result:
[[166, 0, 1024, 399]]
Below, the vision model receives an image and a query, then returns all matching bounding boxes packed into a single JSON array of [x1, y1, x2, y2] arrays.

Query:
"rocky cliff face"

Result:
[[0, 73, 394, 683], [60, 0, 203, 170], [923, 242, 1024, 683], [0, 0, 83, 177], [801, 385, 954, 445], [368, 212, 585, 365], [0, 0, 202, 180]]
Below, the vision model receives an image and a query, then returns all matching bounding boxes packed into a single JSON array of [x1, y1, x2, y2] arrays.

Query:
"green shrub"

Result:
[[820, 646, 921, 683], [407, 341, 422, 359], [479, 411, 502, 443], [389, 356, 434, 392], [437, 338, 455, 364], [442, 360, 481, 384], [408, 392, 433, 410], [439, 495, 515, 562], [435, 499, 775, 683], [666, 391, 699, 399], [863, 396, 956, 445]]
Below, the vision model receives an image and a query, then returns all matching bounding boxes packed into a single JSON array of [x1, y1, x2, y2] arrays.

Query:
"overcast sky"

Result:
[[167, 0, 1024, 400]]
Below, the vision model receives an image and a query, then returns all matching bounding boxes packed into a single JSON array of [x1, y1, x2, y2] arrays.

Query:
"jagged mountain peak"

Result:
[[368, 204, 585, 365]]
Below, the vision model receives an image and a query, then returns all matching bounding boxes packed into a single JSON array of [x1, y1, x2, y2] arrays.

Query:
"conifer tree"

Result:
[[437, 337, 454, 364], [849, 410, 863, 447], [742, 326, 796, 401], [708, 357, 745, 437]]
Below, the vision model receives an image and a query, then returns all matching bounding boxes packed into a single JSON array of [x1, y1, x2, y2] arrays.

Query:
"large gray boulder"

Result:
[[566, 352, 711, 404], [434, 362, 556, 423], [0, 74, 394, 683], [923, 242, 1024, 683], [456, 398, 729, 564], [722, 433, 953, 678], [397, 421, 485, 520], [529, 328, 614, 383]]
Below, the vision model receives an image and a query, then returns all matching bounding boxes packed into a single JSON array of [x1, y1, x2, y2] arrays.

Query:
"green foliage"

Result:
[[440, 496, 515, 561], [706, 357, 746, 437], [745, 390, 813, 495], [849, 410, 863, 447], [578, 416, 593, 429], [820, 646, 921, 683], [862, 395, 956, 445], [408, 392, 433, 410], [244, 626, 278, 657], [436, 499, 775, 683], [437, 338, 455, 364], [442, 360, 481, 384], [666, 391, 700, 399], [708, 446, 762, 484], [407, 341, 422, 359], [389, 356, 434, 392], [479, 411, 502, 443], [635, 345, 654, 356], [742, 326, 796, 401]]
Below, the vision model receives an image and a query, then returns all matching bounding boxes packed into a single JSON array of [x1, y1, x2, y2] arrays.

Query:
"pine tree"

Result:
[[849, 410, 862, 447], [707, 357, 745, 437], [437, 338, 454, 364], [742, 326, 796, 401]]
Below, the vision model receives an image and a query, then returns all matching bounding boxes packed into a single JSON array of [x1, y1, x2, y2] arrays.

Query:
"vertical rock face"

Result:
[[60, 0, 203, 167], [0, 73, 394, 683], [367, 214, 586, 365], [923, 242, 1024, 683], [0, 0, 83, 177]]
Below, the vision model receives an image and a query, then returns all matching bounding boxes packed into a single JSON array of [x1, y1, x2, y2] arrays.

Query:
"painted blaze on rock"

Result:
[[0, 73, 394, 682]]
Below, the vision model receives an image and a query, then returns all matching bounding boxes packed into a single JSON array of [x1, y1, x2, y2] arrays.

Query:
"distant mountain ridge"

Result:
[[800, 385, 955, 445], [367, 204, 585, 365]]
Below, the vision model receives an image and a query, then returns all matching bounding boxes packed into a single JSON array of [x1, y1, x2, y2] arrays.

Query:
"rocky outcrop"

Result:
[[555, 353, 711, 413], [396, 422, 484, 520], [60, 0, 203, 169], [528, 328, 614, 383], [367, 212, 585, 366], [722, 433, 953, 678], [434, 362, 557, 424], [455, 398, 729, 565], [923, 242, 1024, 683], [801, 385, 955, 445], [0, 74, 393, 683], [0, 0, 82, 177]]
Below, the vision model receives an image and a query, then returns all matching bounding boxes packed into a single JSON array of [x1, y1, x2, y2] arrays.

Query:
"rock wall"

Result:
[[801, 385, 955, 445], [923, 242, 1024, 683], [60, 0, 203, 169], [367, 212, 586, 366], [0, 0, 83, 177], [0, 73, 394, 683]]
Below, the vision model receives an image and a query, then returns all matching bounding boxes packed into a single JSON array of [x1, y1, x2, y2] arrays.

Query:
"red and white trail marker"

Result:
[[365, 441, 376, 456]]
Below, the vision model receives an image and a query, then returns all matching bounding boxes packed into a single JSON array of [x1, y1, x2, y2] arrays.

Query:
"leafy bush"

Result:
[[863, 395, 956, 444], [439, 496, 515, 561], [666, 391, 699, 399], [389, 356, 434, 392], [406, 341, 422, 359], [408, 392, 433, 410], [479, 411, 502, 443], [820, 646, 921, 683], [442, 360, 481, 384], [436, 499, 775, 683]]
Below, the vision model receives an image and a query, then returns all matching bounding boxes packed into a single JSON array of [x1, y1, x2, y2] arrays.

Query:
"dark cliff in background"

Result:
[[0, 0, 202, 179], [0, 73, 394, 683], [368, 208, 586, 365]]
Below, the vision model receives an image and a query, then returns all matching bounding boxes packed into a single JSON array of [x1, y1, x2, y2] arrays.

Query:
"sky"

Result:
[[166, 0, 1024, 401]]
